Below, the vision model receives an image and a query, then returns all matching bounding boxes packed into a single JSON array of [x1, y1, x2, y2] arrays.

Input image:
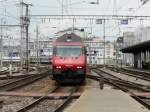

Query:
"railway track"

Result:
[[106, 66, 150, 82], [0, 70, 50, 91], [0, 68, 35, 76], [16, 87, 59, 112], [0, 67, 9, 75], [87, 69, 150, 110], [93, 68, 150, 92], [54, 86, 79, 112], [16, 86, 80, 112], [0, 66, 47, 80], [89, 66, 150, 92], [121, 67, 150, 81]]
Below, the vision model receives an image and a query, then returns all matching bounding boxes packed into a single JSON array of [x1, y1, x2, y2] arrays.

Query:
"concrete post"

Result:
[[9, 64, 12, 76]]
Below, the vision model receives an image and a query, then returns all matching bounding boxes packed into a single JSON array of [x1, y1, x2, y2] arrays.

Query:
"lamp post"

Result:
[[103, 19, 106, 66], [0, 18, 4, 70], [36, 24, 40, 67]]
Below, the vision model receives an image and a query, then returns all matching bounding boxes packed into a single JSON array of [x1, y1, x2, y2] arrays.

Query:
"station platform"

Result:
[[65, 89, 150, 112]]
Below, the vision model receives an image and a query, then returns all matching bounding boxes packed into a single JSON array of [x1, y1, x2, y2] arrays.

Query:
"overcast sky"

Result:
[[1, 0, 150, 41]]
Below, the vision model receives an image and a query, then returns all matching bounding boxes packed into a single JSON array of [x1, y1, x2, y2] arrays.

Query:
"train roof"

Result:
[[53, 33, 85, 46], [56, 33, 83, 42]]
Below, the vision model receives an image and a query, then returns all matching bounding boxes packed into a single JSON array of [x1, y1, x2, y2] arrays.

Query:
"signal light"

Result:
[[56, 66, 61, 69], [77, 66, 82, 69]]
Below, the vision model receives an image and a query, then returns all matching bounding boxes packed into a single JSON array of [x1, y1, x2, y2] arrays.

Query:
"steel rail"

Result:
[[0, 70, 49, 91], [0, 67, 45, 80], [113, 68, 150, 82], [17, 86, 80, 112], [106, 66, 150, 82], [93, 68, 150, 92], [0, 73, 36, 80], [54, 86, 80, 112], [121, 67, 150, 79], [0, 67, 9, 75], [0, 68, 19, 75], [16, 86, 60, 112], [106, 65, 150, 79]]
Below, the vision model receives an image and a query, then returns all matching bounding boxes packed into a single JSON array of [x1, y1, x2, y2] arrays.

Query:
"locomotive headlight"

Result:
[[56, 66, 62, 69], [77, 66, 82, 69]]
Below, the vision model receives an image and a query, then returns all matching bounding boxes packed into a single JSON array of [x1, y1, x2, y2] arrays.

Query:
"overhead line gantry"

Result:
[[31, 14, 150, 20]]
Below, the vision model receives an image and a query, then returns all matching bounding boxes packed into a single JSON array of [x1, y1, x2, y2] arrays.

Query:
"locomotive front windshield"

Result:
[[56, 46, 83, 57]]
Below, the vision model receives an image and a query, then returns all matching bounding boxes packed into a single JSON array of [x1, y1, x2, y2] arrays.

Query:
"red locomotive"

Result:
[[52, 33, 87, 83]]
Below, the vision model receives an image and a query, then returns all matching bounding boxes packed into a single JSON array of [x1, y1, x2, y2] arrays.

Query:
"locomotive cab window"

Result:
[[55, 46, 83, 57]]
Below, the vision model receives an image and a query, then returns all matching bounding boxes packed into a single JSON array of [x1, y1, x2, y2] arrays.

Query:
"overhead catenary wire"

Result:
[[1, 1, 150, 38], [129, 0, 150, 15]]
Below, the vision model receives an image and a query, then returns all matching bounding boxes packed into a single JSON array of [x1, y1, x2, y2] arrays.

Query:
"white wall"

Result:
[[123, 32, 135, 47], [85, 38, 115, 65], [135, 26, 150, 44]]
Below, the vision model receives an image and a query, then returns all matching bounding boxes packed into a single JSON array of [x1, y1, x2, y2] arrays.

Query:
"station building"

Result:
[[121, 40, 150, 69], [121, 26, 150, 69], [84, 37, 115, 65], [122, 32, 135, 66]]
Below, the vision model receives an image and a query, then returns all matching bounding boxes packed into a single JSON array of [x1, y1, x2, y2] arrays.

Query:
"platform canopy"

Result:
[[121, 40, 150, 53]]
